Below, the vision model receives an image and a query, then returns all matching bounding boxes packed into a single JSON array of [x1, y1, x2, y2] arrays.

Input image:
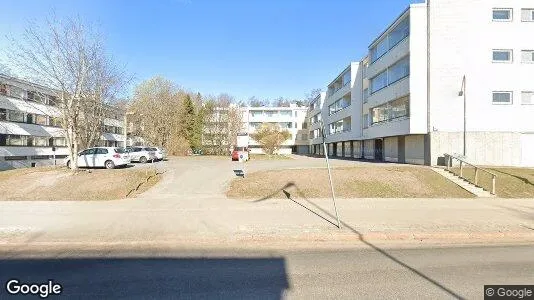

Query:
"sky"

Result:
[[0, 0, 421, 102]]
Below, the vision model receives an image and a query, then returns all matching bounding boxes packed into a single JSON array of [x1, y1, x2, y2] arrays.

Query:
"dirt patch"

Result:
[[227, 166, 474, 199], [0, 167, 162, 201]]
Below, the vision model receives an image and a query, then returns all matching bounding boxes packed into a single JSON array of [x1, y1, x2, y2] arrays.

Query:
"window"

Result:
[[342, 72, 351, 86], [7, 135, 25, 146], [34, 137, 49, 147], [522, 92, 534, 105], [493, 8, 512, 21], [35, 115, 48, 126], [8, 111, 24, 122], [521, 50, 534, 63], [363, 88, 369, 103], [0, 134, 5, 146], [363, 114, 369, 129], [27, 91, 42, 102], [371, 96, 410, 124], [26, 113, 34, 124], [388, 56, 410, 83], [370, 17, 410, 63], [31, 155, 50, 160], [53, 137, 67, 147], [521, 9, 534, 22], [4, 156, 27, 161], [0, 84, 7, 95], [370, 70, 388, 94], [492, 49, 513, 62], [0, 108, 6, 121], [302, 122, 308, 129], [328, 97, 351, 115], [492, 91, 513, 104], [96, 148, 108, 154]]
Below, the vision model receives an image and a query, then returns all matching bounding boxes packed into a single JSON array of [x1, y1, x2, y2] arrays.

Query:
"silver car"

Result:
[[126, 146, 157, 163], [150, 147, 167, 161]]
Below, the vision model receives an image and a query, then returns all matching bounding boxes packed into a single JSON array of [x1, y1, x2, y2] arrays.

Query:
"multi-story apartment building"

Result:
[[0, 74, 126, 170], [242, 104, 309, 154], [310, 0, 534, 167]]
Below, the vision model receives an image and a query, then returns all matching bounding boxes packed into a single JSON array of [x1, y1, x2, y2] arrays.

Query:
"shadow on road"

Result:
[[254, 182, 465, 299], [0, 257, 289, 299]]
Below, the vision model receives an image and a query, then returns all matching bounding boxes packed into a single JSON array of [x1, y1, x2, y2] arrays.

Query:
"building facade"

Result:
[[241, 104, 309, 154], [309, 0, 534, 167], [0, 74, 126, 170]]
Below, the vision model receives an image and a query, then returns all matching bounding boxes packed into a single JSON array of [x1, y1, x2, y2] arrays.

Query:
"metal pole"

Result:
[[320, 121, 341, 229], [463, 75, 466, 157]]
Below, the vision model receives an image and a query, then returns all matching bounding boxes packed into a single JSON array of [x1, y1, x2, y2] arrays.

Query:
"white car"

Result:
[[66, 147, 131, 169], [149, 147, 167, 161], [126, 146, 157, 163]]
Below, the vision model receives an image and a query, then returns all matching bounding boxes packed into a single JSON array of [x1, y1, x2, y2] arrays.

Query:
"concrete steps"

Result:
[[432, 167, 495, 198]]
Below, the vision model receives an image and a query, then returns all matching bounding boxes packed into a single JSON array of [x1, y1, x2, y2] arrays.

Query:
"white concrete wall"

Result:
[[405, 135, 425, 165], [384, 136, 399, 162], [428, 0, 534, 133], [409, 4, 429, 134]]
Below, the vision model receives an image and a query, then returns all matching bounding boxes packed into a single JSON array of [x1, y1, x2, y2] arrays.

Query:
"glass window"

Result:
[[493, 8, 512, 21], [0, 108, 6, 121], [8, 135, 25, 146], [34, 136, 49, 146], [114, 148, 126, 153], [4, 156, 27, 161], [8, 86, 24, 99], [35, 115, 48, 126], [96, 148, 108, 154], [388, 56, 410, 84], [371, 96, 410, 124], [342, 71, 351, 86], [0, 134, 6, 146], [521, 50, 534, 63], [521, 9, 534, 22], [370, 37, 389, 62], [493, 50, 512, 62], [31, 155, 50, 160], [492, 91, 513, 104], [26, 113, 34, 124], [370, 70, 388, 94], [388, 18, 409, 48], [521, 91, 534, 105], [8, 111, 24, 122], [53, 137, 67, 146], [27, 91, 42, 102]]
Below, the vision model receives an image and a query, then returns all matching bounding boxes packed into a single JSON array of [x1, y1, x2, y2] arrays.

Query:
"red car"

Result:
[[231, 147, 249, 161]]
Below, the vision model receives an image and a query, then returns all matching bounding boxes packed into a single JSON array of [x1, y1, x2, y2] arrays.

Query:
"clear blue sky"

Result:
[[1, 0, 421, 101]]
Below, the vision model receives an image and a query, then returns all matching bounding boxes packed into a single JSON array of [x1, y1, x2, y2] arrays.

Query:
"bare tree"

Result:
[[201, 94, 243, 155], [250, 123, 291, 155], [7, 16, 128, 169]]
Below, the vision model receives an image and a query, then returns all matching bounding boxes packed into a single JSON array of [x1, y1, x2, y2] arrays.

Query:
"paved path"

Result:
[[0, 156, 533, 248], [1, 245, 533, 299]]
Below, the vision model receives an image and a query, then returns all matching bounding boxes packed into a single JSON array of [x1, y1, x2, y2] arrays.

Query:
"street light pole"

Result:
[[461, 76, 466, 157], [320, 120, 341, 229]]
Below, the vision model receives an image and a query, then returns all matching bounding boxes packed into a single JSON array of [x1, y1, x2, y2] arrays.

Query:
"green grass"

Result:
[[451, 167, 534, 198]]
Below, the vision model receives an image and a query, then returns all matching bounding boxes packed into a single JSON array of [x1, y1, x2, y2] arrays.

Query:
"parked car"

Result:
[[231, 146, 249, 161], [126, 146, 157, 163], [65, 147, 131, 169], [149, 147, 167, 161]]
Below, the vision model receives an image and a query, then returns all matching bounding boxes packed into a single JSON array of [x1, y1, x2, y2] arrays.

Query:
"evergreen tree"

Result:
[[180, 94, 196, 149]]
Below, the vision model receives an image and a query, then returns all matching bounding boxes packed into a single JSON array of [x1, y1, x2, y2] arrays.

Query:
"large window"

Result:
[[371, 96, 409, 124], [493, 49, 513, 62], [521, 9, 534, 22], [342, 71, 351, 86], [328, 97, 351, 115], [329, 117, 351, 134], [35, 114, 48, 126], [370, 56, 410, 94], [8, 111, 25, 122], [0, 108, 6, 121], [492, 91, 513, 104], [521, 50, 534, 63], [370, 17, 410, 63], [388, 56, 410, 84], [521, 91, 534, 105], [493, 8, 512, 21]]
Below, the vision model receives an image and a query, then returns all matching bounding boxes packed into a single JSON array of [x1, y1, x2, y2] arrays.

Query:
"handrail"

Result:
[[444, 153, 497, 195]]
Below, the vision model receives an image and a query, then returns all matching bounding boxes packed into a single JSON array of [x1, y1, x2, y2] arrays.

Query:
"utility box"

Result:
[[232, 133, 250, 162]]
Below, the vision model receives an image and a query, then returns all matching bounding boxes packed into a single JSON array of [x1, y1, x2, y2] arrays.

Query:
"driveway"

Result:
[[0, 156, 533, 248]]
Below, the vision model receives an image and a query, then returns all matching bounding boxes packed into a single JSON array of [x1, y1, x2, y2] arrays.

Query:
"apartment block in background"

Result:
[[0, 74, 126, 170]]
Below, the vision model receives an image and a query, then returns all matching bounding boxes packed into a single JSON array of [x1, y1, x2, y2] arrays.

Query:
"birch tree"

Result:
[[8, 17, 127, 169]]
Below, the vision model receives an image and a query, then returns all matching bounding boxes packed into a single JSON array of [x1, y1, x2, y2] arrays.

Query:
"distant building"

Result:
[[0, 74, 126, 170]]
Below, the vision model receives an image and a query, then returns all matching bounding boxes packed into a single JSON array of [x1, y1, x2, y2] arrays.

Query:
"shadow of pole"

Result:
[[253, 182, 464, 299]]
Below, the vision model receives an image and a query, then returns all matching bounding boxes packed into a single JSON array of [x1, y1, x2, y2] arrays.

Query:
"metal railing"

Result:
[[444, 153, 497, 195]]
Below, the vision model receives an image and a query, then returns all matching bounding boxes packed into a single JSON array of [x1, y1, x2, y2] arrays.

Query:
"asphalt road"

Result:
[[0, 245, 532, 299]]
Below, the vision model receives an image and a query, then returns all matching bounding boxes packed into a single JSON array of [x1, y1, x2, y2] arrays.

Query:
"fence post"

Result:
[[474, 168, 479, 186], [492, 175, 496, 195], [460, 161, 463, 178]]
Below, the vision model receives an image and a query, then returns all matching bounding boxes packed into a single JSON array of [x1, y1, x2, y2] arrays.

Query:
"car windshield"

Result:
[[150, 148, 157, 151], [114, 148, 126, 154]]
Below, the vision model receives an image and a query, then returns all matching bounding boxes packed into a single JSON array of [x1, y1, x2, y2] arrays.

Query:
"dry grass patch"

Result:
[[250, 154, 292, 160], [451, 167, 534, 198], [227, 166, 474, 199], [0, 167, 161, 201]]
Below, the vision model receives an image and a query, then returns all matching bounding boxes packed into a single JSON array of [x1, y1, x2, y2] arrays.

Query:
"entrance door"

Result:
[[374, 139, 383, 161]]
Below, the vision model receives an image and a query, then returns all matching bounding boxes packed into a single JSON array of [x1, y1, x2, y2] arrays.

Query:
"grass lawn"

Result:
[[0, 166, 161, 201], [249, 154, 293, 160], [451, 167, 534, 198], [227, 166, 474, 199]]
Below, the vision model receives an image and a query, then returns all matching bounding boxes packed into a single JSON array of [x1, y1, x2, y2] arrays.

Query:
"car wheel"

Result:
[[140, 156, 147, 163], [105, 160, 115, 169]]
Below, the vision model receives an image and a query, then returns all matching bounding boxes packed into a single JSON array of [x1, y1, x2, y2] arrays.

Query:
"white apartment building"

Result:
[[0, 74, 126, 170], [242, 104, 309, 154], [310, 0, 534, 167]]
